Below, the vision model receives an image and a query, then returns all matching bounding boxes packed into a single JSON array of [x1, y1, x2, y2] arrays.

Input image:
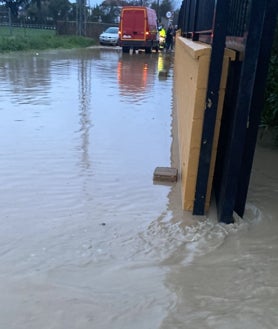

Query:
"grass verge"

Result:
[[0, 26, 95, 52]]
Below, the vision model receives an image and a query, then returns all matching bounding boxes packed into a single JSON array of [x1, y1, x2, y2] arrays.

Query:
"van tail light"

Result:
[[145, 31, 149, 36]]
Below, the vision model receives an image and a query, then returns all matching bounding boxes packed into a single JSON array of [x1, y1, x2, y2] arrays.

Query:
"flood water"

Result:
[[0, 48, 277, 329]]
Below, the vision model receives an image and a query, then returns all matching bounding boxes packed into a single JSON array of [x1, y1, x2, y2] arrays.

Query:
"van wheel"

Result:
[[122, 47, 130, 53], [145, 47, 152, 54]]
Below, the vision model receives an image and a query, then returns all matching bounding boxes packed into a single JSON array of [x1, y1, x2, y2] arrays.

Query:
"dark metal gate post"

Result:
[[234, 0, 278, 217], [215, 0, 269, 223], [192, 0, 200, 41], [192, 0, 230, 216]]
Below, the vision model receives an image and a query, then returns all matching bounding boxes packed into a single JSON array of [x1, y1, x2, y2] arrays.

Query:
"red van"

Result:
[[118, 6, 159, 53]]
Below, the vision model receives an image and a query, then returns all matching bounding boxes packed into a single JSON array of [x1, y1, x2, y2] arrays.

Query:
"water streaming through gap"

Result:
[[0, 48, 277, 329]]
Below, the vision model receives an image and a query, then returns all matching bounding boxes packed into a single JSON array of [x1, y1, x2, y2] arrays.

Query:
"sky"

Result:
[[69, 0, 102, 6]]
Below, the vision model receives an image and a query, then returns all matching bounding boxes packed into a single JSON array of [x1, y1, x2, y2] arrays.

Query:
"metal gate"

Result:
[[178, 0, 278, 223]]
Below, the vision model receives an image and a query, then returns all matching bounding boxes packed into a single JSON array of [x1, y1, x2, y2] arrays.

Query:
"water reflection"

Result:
[[77, 57, 93, 171], [0, 53, 51, 105], [1, 47, 276, 329], [117, 53, 157, 101], [157, 53, 173, 80], [0, 47, 174, 227]]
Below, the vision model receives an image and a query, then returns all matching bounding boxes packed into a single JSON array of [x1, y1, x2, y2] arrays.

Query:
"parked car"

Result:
[[99, 27, 119, 46]]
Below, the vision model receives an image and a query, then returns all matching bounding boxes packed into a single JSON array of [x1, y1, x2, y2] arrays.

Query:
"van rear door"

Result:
[[121, 8, 146, 41]]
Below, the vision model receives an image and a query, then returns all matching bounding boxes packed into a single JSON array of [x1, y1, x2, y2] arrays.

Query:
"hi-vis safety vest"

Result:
[[159, 28, 166, 38]]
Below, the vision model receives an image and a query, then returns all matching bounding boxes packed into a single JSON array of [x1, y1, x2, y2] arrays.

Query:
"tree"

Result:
[[24, 0, 71, 23], [156, 0, 172, 22], [33, 0, 41, 21], [26, 0, 52, 23], [27, 0, 45, 23], [90, 4, 103, 22], [48, 0, 70, 23], [0, 0, 29, 17], [97, 0, 128, 23]]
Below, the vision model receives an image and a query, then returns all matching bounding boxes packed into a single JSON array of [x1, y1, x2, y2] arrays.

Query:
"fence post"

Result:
[[8, 8, 12, 35], [215, 0, 269, 223], [234, 0, 278, 217], [192, 0, 200, 41], [193, 0, 230, 217]]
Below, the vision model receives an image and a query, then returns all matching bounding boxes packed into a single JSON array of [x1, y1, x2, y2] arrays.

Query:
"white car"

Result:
[[99, 27, 119, 46]]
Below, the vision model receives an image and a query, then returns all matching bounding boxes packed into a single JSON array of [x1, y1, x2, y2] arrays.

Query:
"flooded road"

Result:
[[0, 48, 277, 328]]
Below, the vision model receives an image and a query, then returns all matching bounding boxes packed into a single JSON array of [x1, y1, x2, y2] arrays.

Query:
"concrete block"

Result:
[[153, 167, 178, 183]]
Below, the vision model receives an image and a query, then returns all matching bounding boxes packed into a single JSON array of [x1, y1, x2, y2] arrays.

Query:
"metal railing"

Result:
[[0, 22, 56, 30], [178, 0, 251, 43], [227, 0, 250, 37], [178, 0, 215, 41]]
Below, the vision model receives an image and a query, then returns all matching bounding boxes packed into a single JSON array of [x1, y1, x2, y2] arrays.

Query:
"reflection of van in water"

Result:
[[117, 55, 156, 97], [118, 6, 159, 53]]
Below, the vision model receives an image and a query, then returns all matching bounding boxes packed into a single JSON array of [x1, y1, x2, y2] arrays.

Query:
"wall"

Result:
[[56, 21, 116, 40], [174, 36, 235, 211]]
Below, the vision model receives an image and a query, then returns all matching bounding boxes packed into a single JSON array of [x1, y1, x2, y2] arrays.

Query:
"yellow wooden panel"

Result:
[[174, 36, 236, 213]]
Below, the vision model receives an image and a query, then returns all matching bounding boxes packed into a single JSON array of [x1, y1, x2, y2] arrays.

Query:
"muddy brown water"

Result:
[[0, 48, 277, 329]]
